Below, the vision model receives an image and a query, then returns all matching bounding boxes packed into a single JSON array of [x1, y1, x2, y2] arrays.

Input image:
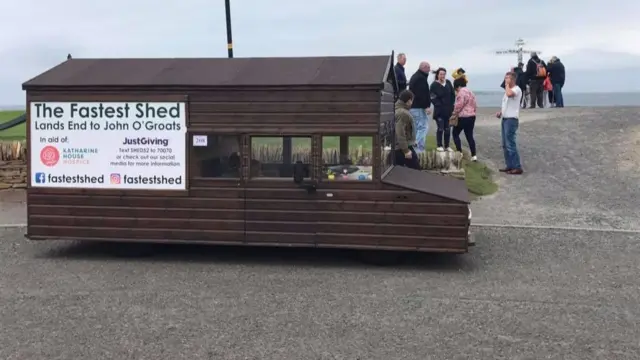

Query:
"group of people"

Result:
[[393, 53, 478, 168], [505, 52, 566, 109], [392, 52, 525, 175]]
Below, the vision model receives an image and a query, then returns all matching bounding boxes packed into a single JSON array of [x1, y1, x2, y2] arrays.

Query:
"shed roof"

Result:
[[382, 166, 470, 203], [22, 55, 392, 89]]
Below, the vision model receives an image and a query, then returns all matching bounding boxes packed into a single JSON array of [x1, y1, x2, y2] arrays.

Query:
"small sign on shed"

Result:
[[193, 135, 207, 147]]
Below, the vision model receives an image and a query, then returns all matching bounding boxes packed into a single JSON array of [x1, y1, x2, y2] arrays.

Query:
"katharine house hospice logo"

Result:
[[61, 147, 99, 165], [39, 145, 59, 167], [39, 144, 99, 166]]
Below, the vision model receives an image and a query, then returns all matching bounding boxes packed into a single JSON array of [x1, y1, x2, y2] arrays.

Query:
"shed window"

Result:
[[250, 136, 311, 178], [191, 134, 241, 178], [322, 136, 373, 181]]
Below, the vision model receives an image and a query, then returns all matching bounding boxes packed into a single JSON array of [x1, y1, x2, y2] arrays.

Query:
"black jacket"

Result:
[[429, 80, 455, 118], [394, 63, 407, 93], [526, 56, 547, 81], [515, 67, 527, 89], [408, 70, 431, 109], [502, 68, 527, 89], [547, 60, 566, 85]]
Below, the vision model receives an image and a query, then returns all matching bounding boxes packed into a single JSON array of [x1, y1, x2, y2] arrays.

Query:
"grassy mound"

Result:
[[463, 158, 498, 197]]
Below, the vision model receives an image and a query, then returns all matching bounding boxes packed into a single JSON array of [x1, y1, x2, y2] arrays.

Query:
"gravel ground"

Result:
[[1, 226, 640, 360], [0, 189, 25, 226], [470, 107, 640, 230]]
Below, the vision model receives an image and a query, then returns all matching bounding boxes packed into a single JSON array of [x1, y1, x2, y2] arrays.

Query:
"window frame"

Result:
[[318, 134, 377, 184], [188, 132, 242, 183], [248, 135, 314, 182]]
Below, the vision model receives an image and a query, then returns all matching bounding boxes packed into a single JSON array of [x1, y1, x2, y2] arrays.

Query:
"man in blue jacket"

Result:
[[547, 56, 566, 108], [394, 53, 408, 94]]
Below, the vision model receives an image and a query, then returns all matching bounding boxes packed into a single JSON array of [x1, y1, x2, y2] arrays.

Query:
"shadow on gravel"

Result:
[[35, 240, 477, 272]]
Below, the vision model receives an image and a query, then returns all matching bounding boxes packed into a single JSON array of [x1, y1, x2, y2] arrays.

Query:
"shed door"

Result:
[[244, 135, 318, 246]]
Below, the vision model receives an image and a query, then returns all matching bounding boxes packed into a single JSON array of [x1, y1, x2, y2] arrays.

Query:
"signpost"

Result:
[[495, 38, 541, 65]]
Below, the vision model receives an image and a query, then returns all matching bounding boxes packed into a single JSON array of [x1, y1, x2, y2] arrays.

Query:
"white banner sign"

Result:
[[30, 102, 187, 190]]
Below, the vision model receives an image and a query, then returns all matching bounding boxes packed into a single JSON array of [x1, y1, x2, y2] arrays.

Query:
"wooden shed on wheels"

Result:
[[22, 54, 473, 258]]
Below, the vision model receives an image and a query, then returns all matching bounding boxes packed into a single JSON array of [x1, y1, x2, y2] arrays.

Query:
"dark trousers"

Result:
[[434, 113, 451, 148], [548, 89, 554, 104], [520, 86, 527, 108], [553, 83, 564, 107], [452, 116, 477, 156], [395, 146, 419, 169], [529, 80, 544, 108]]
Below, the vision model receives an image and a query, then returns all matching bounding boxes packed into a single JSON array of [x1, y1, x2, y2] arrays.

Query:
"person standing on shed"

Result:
[[496, 72, 524, 175], [394, 53, 408, 94], [450, 77, 478, 161], [430, 67, 456, 152], [394, 90, 419, 169], [408, 61, 432, 153]]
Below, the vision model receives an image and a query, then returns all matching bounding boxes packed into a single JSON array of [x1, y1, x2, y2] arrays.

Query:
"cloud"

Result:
[[1, 0, 639, 105]]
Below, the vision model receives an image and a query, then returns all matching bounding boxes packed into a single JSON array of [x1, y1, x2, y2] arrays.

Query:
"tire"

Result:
[[357, 250, 405, 266], [102, 242, 156, 258]]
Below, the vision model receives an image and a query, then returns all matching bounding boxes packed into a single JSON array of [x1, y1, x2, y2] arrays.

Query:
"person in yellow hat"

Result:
[[451, 68, 467, 94]]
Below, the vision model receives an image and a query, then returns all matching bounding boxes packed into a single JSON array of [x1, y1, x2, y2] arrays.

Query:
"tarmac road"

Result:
[[1, 225, 639, 360], [471, 107, 640, 231]]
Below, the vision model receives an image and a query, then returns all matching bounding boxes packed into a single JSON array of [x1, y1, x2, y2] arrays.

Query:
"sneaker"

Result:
[[471, 155, 477, 162], [436, 147, 444, 152], [445, 147, 454, 152]]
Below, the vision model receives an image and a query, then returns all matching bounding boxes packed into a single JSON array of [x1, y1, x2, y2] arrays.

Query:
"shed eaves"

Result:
[[22, 55, 392, 88]]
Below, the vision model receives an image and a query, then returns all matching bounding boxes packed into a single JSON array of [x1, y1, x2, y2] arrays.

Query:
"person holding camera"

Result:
[[496, 72, 524, 175]]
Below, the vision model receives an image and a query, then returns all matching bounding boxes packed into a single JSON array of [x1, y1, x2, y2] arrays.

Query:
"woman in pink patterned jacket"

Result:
[[450, 77, 478, 161]]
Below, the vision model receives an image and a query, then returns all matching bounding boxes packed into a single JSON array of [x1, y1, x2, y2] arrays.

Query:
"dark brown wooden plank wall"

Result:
[[27, 186, 246, 243], [380, 90, 395, 120], [240, 181, 468, 251], [188, 89, 381, 134], [27, 182, 468, 252]]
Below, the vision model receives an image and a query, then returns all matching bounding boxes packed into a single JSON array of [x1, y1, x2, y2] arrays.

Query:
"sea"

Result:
[[474, 91, 640, 108], [1, 92, 640, 111]]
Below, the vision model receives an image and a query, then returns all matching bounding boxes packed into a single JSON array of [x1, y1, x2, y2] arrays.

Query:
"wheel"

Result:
[[102, 242, 156, 258], [357, 250, 405, 266]]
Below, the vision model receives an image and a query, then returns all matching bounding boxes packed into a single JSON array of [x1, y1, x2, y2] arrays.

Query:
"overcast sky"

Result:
[[2, 0, 640, 105]]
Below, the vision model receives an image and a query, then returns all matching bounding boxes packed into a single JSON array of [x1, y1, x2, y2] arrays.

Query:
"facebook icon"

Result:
[[34, 172, 46, 184]]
